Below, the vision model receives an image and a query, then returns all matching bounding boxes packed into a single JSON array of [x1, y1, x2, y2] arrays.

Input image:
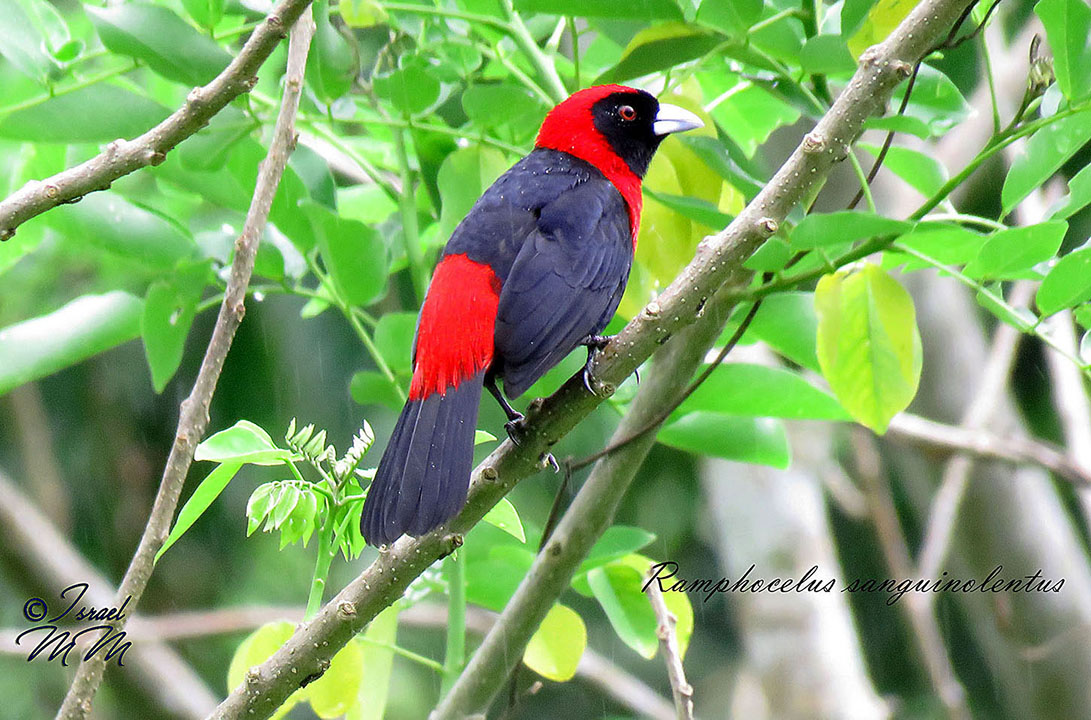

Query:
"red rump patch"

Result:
[[534, 84, 644, 245], [409, 253, 500, 401]]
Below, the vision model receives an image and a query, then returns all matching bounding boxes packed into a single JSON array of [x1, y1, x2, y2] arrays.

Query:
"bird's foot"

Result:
[[539, 452, 560, 473], [581, 334, 612, 351], [503, 413, 527, 446], [581, 334, 614, 396]]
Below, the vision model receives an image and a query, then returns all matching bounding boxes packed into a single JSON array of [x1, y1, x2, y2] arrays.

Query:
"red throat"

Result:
[[535, 85, 643, 245]]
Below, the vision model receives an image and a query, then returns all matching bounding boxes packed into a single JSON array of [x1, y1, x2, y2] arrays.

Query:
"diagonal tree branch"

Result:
[[0, 0, 316, 240], [54, 12, 317, 719], [207, 1, 978, 718]]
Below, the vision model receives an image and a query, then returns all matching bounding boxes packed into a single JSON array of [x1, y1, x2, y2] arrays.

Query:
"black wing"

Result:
[[493, 172, 632, 398]]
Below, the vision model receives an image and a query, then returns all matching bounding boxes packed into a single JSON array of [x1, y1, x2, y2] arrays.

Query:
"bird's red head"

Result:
[[535, 85, 703, 241]]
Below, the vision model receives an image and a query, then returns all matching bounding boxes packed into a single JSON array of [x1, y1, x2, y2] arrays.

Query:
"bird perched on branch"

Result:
[[361, 85, 703, 546]]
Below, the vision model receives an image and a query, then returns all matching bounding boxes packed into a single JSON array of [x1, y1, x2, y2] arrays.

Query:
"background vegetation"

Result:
[[1, 0, 1090, 718]]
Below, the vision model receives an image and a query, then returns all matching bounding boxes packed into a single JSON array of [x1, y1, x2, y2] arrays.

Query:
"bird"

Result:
[[360, 84, 703, 546]]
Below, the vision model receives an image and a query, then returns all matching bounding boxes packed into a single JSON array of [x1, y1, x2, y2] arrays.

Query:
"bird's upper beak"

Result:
[[653, 104, 704, 136]]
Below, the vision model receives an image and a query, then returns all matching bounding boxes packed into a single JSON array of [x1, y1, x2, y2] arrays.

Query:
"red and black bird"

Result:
[[360, 85, 703, 546]]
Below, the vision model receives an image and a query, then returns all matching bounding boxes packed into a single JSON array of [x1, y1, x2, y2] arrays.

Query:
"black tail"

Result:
[[360, 372, 484, 546]]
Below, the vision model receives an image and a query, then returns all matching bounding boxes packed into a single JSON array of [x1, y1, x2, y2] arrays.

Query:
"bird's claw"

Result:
[[539, 452, 560, 472], [581, 334, 611, 351], [581, 334, 614, 396], [504, 414, 527, 446]]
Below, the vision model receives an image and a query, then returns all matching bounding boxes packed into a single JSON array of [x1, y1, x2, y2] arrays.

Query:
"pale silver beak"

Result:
[[653, 103, 704, 136]]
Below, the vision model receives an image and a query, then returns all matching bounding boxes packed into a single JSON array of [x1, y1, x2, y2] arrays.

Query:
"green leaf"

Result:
[[350, 370, 404, 411], [643, 189, 733, 228], [1037, 245, 1091, 316], [308, 202, 388, 307], [847, 0, 917, 57], [864, 113, 934, 140], [676, 134, 763, 198], [142, 262, 210, 392], [523, 604, 586, 681], [790, 211, 910, 250], [181, 0, 225, 30], [373, 311, 418, 376], [340, 0, 387, 27], [842, 0, 878, 36], [195, 420, 292, 465], [474, 430, 497, 445], [0, 291, 143, 397], [587, 564, 657, 658], [307, 630, 364, 718], [695, 0, 763, 37], [482, 497, 526, 543], [462, 83, 546, 129], [1075, 303, 1091, 330], [859, 143, 949, 197], [679, 364, 850, 420], [156, 461, 243, 562], [437, 146, 509, 241], [887, 224, 987, 269], [800, 35, 857, 75], [745, 292, 821, 371], [888, 64, 972, 137], [598, 23, 723, 84], [577, 526, 656, 575], [658, 412, 790, 467], [963, 222, 1067, 279], [1002, 110, 1091, 214], [0, 0, 63, 84], [0, 84, 171, 142], [1052, 163, 1091, 219], [465, 543, 535, 611], [246, 483, 278, 535], [48, 193, 196, 269], [346, 606, 399, 720], [815, 264, 922, 433], [516, 0, 682, 19], [1035, 0, 1091, 101], [306, 0, 357, 103], [373, 65, 439, 116], [87, 4, 232, 86], [227, 621, 303, 720]]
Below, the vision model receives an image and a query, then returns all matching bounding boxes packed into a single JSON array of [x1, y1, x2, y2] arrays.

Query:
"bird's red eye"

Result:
[[618, 105, 637, 121]]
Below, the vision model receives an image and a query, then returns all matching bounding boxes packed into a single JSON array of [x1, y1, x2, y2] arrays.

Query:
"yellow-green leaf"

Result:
[[347, 606, 399, 720], [523, 604, 586, 681], [847, 0, 918, 58], [308, 632, 365, 718], [482, 497, 526, 543], [227, 621, 303, 720], [815, 264, 922, 433]]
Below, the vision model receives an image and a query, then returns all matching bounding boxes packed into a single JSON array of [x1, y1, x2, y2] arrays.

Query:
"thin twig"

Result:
[[207, 3, 979, 717], [645, 572, 695, 720], [54, 13, 317, 720], [887, 412, 1091, 487], [0, 0, 316, 238], [0, 469, 217, 719]]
